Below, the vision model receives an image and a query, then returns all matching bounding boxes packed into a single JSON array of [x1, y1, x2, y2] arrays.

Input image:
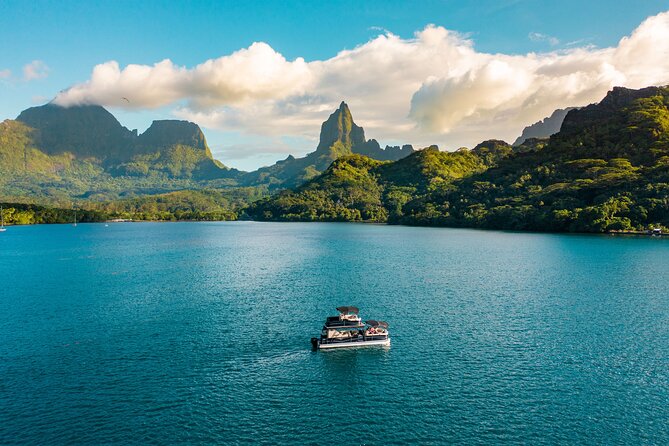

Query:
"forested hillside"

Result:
[[248, 86, 669, 232], [3, 86, 669, 231]]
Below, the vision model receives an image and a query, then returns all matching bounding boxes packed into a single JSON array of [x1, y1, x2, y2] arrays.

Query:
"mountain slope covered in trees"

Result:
[[248, 86, 669, 232], [0, 101, 414, 206], [1, 104, 241, 204], [3, 86, 669, 231]]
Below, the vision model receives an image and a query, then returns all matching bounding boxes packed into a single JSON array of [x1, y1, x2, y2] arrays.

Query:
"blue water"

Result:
[[1, 222, 668, 444]]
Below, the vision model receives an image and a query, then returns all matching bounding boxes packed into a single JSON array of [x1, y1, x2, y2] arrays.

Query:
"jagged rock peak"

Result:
[[316, 101, 366, 152], [513, 108, 576, 146]]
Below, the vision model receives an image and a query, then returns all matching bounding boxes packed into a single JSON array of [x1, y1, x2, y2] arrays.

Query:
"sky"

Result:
[[1, 0, 669, 170]]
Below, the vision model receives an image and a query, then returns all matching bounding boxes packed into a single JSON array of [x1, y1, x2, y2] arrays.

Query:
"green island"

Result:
[[1, 86, 668, 233]]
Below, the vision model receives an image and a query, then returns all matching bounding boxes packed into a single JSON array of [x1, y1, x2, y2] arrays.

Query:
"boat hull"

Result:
[[317, 338, 390, 350]]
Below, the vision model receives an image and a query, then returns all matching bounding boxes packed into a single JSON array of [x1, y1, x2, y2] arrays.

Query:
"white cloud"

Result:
[[409, 11, 669, 137], [0, 69, 11, 79], [23, 60, 49, 81], [528, 32, 560, 46], [53, 11, 669, 161], [54, 43, 311, 109]]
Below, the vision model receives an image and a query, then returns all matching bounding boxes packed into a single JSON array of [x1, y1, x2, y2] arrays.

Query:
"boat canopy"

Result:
[[336, 306, 359, 314], [366, 320, 389, 328]]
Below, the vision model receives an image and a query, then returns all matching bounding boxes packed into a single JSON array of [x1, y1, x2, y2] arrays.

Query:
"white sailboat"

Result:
[[73, 208, 77, 227], [0, 206, 6, 232]]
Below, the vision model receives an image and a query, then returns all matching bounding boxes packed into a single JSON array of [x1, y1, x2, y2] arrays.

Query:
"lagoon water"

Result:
[[1, 222, 668, 444]]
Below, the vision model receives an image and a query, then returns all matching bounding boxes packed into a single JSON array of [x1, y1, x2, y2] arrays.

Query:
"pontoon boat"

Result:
[[311, 306, 390, 350]]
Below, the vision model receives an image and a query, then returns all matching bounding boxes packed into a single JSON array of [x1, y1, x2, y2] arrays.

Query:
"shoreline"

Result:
[[606, 230, 668, 237], [2, 219, 667, 239]]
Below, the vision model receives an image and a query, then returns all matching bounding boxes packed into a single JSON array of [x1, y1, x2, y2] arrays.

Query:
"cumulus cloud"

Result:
[[23, 60, 49, 81], [53, 10, 669, 159], [409, 11, 669, 136], [54, 43, 311, 109]]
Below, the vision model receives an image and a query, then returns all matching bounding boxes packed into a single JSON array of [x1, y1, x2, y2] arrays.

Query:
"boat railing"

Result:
[[363, 334, 388, 341], [320, 333, 388, 344]]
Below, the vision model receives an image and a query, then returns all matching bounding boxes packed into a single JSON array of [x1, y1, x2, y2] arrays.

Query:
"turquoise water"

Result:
[[1, 222, 668, 444]]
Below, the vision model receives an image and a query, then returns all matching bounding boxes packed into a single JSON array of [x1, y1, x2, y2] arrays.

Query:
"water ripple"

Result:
[[0, 223, 668, 444]]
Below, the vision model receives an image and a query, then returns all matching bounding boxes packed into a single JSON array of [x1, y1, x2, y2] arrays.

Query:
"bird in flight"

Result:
[[121, 97, 130, 103]]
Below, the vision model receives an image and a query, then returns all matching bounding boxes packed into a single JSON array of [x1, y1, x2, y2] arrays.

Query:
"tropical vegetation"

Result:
[[2, 86, 669, 233], [248, 86, 669, 233]]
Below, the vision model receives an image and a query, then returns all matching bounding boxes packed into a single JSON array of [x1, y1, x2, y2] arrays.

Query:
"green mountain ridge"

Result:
[[16, 103, 229, 175], [0, 101, 415, 205], [1, 103, 243, 204], [3, 86, 668, 232], [248, 86, 669, 232]]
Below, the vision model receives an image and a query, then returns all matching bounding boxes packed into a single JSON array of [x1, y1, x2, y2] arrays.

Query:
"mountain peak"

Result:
[[316, 101, 365, 152], [14, 103, 219, 166], [554, 85, 669, 156], [513, 107, 576, 146], [16, 103, 135, 158], [137, 120, 210, 155]]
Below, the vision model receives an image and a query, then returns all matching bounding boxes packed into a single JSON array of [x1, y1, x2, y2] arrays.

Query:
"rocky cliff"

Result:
[[242, 101, 415, 187], [12, 103, 228, 180], [513, 108, 576, 146]]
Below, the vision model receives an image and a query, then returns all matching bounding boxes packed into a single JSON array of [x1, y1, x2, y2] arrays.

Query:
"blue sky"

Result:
[[2, 0, 669, 170]]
